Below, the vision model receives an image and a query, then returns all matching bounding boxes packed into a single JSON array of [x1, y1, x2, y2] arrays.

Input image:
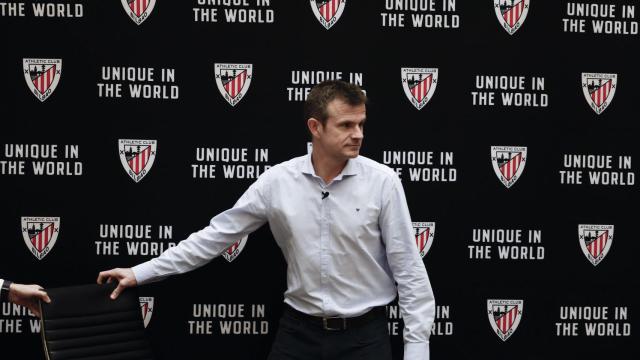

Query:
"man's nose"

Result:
[[352, 127, 364, 140]]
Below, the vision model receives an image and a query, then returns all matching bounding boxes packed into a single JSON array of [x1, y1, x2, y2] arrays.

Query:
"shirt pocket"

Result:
[[331, 201, 381, 248]]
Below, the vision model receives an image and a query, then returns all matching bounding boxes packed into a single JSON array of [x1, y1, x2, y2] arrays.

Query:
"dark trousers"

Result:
[[267, 306, 392, 360]]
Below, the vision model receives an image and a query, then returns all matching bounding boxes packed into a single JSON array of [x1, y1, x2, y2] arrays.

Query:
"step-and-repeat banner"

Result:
[[1, 1, 637, 359]]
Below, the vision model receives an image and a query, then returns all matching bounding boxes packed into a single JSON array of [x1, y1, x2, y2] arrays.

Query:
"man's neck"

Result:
[[311, 150, 348, 184]]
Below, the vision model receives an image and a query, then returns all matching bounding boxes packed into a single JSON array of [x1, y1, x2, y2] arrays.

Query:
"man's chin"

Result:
[[345, 150, 360, 158]]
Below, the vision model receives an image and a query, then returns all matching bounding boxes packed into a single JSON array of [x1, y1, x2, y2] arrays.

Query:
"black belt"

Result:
[[284, 304, 386, 331]]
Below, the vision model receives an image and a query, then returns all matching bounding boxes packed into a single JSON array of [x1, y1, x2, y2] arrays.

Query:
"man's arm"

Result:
[[379, 176, 436, 360], [98, 177, 270, 299], [1, 278, 51, 317]]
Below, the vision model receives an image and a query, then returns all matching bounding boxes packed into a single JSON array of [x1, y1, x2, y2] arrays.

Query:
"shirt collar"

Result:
[[301, 153, 360, 179], [301, 153, 315, 175], [341, 157, 359, 177]]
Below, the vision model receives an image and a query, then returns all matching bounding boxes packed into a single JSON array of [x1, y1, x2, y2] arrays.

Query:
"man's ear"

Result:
[[307, 118, 322, 138]]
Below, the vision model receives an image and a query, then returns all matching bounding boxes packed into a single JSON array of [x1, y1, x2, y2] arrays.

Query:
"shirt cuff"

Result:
[[404, 341, 429, 360], [131, 261, 156, 285]]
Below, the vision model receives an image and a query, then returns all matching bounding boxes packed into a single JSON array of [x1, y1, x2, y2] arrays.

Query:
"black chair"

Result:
[[40, 283, 154, 360]]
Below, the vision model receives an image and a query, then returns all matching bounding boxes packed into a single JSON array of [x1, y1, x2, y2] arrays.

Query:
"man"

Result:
[[98, 80, 435, 359], [0, 278, 51, 317]]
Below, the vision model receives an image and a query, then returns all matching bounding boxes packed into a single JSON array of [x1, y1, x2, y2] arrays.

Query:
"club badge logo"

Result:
[[401, 68, 438, 110], [118, 139, 158, 183], [491, 146, 527, 188], [21, 217, 60, 260], [413, 222, 436, 258], [578, 224, 614, 266], [222, 235, 248, 262], [121, 0, 156, 25], [487, 299, 523, 341], [494, 0, 530, 35], [214, 63, 253, 107], [139, 297, 154, 328], [310, 0, 346, 30], [582, 73, 617, 115], [23, 59, 62, 102]]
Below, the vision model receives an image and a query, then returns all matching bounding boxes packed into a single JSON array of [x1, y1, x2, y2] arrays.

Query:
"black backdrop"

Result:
[[0, 1, 637, 359]]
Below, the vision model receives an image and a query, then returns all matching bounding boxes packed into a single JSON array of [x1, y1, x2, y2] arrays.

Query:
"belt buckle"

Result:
[[322, 317, 347, 331]]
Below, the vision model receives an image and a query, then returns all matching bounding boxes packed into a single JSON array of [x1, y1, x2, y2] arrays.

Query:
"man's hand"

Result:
[[7, 283, 51, 318], [97, 268, 138, 300]]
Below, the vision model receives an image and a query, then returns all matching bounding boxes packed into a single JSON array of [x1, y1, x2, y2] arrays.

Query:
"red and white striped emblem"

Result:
[[579, 225, 614, 266], [129, 0, 150, 17], [491, 146, 527, 188], [494, 0, 530, 35], [119, 139, 158, 183], [31, 65, 56, 94], [401, 68, 439, 110], [223, 70, 248, 99], [222, 236, 249, 263], [413, 222, 436, 258], [23, 59, 62, 102], [227, 242, 240, 254], [587, 231, 608, 257], [30, 223, 54, 252], [499, 153, 522, 181], [127, 145, 152, 175], [590, 80, 612, 107], [494, 306, 518, 333], [501, 1, 526, 27], [487, 299, 523, 341], [317, 0, 339, 22], [582, 73, 617, 115], [416, 228, 430, 252], [139, 297, 154, 328], [21, 217, 61, 260], [121, 0, 156, 25], [410, 75, 433, 102], [310, 0, 346, 30], [215, 63, 253, 107]]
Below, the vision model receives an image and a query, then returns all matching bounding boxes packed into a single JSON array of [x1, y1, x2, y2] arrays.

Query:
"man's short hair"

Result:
[[304, 80, 367, 126]]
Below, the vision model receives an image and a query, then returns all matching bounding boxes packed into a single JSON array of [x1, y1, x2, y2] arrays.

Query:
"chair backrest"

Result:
[[40, 283, 154, 360]]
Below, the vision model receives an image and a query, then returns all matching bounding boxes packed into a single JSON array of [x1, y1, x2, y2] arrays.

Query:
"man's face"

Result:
[[311, 98, 366, 161]]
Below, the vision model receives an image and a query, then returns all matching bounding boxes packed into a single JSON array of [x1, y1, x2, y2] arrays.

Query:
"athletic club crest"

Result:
[[214, 63, 253, 107], [487, 299, 523, 341], [310, 0, 346, 30], [139, 297, 154, 328], [413, 222, 435, 258], [23, 58, 62, 102], [582, 73, 617, 115], [21, 217, 60, 260], [494, 0, 530, 35], [222, 235, 248, 262], [491, 146, 527, 188], [121, 0, 156, 25], [401, 68, 438, 110], [118, 139, 158, 183], [578, 224, 614, 266]]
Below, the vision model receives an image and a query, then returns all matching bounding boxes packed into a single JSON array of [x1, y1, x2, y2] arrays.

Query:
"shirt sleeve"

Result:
[[379, 175, 436, 360], [132, 177, 269, 285]]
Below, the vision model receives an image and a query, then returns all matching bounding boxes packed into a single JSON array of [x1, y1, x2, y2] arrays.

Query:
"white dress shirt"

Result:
[[133, 154, 436, 360]]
